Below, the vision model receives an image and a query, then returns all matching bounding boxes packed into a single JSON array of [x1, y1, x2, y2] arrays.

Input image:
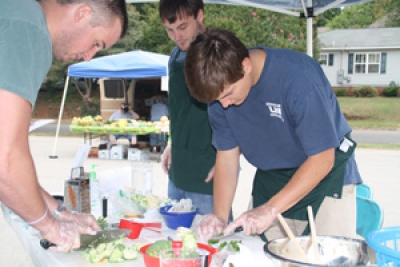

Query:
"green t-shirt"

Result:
[[0, 0, 52, 107]]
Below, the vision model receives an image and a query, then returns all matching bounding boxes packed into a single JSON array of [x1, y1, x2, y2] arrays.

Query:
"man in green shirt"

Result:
[[159, 0, 217, 215]]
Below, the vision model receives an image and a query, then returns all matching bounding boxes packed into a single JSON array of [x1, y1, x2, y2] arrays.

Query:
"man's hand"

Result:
[[205, 165, 215, 183], [40, 216, 81, 252], [161, 144, 172, 174], [195, 214, 227, 242], [224, 204, 278, 236], [59, 211, 101, 234]]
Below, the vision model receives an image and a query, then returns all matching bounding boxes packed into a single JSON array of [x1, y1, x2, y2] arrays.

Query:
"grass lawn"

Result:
[[338, 97, 400, 130]]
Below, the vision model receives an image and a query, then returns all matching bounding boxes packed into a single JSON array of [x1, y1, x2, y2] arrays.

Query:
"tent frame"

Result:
[[49, 50, 169, 158]]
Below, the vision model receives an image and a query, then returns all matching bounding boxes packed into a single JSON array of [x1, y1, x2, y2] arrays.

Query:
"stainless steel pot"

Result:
[[264, 235, 376, 267]]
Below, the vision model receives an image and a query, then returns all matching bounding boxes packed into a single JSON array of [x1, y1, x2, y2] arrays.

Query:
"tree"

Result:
[[326, 0, 399, 29], [385, 0, 400, 27], [135, 4, 309, 54], [327, 3, 376, 29], [316, 9, 342, 27]]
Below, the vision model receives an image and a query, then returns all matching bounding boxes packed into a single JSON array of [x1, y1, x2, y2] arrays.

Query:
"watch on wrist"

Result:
[[54, 203, 67, 217]]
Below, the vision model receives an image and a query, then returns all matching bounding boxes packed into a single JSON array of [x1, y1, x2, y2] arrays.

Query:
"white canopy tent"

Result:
[[50, 50, 169, 158], [127, 0, 373, 56]]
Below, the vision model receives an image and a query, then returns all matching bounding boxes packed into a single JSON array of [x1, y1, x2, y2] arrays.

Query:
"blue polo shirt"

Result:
[[209, 47, 352, 171]]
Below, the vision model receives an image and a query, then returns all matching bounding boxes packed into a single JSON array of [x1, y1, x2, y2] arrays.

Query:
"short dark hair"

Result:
[[159, 0, 204, 23], [57, 0, 129, 38], [185, 28, 249, 103]]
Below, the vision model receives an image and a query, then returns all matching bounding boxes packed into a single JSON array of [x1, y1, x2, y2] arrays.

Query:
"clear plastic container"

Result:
[[131, 160, 153, 195]]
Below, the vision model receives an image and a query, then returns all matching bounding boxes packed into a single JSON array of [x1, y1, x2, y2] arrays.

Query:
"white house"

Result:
[[317, 27, 400, 91]]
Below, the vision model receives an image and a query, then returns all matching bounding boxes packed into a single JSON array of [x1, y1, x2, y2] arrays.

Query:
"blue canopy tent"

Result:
[[50, 50, 169, 158], [67, 50, 169, 78]]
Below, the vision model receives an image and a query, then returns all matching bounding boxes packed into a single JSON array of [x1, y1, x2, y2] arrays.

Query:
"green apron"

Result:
[[168, 50, 216, 194], [253, 136, 356, 232]]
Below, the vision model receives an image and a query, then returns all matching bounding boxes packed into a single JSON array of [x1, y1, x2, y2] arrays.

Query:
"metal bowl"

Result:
[[264, 235, 375, 267]]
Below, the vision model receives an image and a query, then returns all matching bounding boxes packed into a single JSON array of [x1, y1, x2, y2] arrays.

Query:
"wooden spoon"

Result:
[[276, 214, 308, 262], [307, 206, 322, 264]]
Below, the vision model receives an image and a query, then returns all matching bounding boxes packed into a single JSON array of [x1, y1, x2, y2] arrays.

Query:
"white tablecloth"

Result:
[[2, 204, 274, 267]]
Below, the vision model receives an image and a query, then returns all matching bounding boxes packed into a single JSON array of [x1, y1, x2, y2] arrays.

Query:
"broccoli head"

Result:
[[146, 240, 173, 257]]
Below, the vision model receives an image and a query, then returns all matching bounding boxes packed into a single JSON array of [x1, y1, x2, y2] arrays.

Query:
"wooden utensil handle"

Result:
[[276, 214, 308, 259]]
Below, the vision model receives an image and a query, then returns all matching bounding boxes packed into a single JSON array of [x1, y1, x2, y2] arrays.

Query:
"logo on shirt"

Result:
[[266, 102, 284, 122]]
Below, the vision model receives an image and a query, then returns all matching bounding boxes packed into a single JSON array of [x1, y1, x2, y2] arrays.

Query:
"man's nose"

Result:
[[173, 32, 182, 41], [83, 47, 99, 61]]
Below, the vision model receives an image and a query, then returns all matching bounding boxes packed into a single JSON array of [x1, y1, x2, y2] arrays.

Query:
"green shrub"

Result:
[[335, 88, 347, 97], [382, 82, 398, 97], [80, 98, 100, 117], [382, 86, 398, 97], [351, 85, 377, 97]]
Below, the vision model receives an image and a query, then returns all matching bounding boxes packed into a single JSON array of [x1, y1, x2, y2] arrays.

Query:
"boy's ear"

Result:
[[242, 57, 252, 74], [74, 4, 92, 24], [197, 9, 204, 24]]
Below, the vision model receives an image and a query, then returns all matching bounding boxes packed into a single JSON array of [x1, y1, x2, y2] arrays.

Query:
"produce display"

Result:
[[69, 115, 170, 135]]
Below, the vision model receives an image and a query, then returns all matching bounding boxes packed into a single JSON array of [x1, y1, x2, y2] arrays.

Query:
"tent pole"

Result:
[[306, 0, 313, 57], [307, 16, 313, 57], [49, 76, 70, 159]]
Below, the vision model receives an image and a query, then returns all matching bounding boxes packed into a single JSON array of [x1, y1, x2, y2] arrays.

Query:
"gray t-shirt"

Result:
[[0, 0, 52, 107], [109, 111, 135, 121]]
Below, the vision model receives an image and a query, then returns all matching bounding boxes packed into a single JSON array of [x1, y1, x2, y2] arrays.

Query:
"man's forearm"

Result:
[[213, 149, 240, 222], [0, 146, 53, 232], [268, 148, 335, 213]]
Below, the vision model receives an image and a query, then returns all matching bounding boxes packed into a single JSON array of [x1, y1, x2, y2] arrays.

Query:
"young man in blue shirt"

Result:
[[185, 29, 362, 242]]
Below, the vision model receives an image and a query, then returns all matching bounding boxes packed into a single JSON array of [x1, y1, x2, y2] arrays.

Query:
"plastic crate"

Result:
[[367, 227, 400, 267]]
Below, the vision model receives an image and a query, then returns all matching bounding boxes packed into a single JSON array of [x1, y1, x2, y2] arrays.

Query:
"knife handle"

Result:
[[234, 226, 243, 232], [40, 239, 56, 250]]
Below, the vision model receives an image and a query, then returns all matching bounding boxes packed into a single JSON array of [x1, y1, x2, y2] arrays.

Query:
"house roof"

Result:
[[318, 27, 400, 51]]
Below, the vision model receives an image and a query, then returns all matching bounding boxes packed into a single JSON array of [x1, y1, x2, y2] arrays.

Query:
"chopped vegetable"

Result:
[[208, 239, 242, 252], [179, 229, 199, 258], [181, 231, 197, 251], [131, 194, 148, 209], [175, 227, 193, 238], [97, 217, 107, 230], [146, 240, 173, 257], [218, 241, 228, 250], [109, 248, 124, 263], [123, 247, 139, 260], [82, 238, 141, 263], [229, 240, 242, 252], [207, 239, 219, 245]]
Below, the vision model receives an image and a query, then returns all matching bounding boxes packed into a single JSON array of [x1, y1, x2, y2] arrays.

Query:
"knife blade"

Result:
[[209, 226, 243, 241], [40, 229, 131, 250]]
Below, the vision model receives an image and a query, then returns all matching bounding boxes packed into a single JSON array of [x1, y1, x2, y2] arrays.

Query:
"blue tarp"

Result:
[[67, 50, 169, 78]]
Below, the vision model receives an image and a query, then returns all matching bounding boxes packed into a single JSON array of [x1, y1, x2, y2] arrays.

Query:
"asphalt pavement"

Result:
[[32, 122, 400, 145]]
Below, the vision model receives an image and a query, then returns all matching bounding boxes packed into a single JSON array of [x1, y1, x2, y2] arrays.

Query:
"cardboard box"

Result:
[[110, 145, 127, 160], [88, 147, 98, 158], [98, 149, 110, 159], [128, 148, 150, 161]]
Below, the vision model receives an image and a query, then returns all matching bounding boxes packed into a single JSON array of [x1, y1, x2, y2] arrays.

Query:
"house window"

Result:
[[354, 52, 381, 74], [319, 53, 334, 66], [319, 54, 328, 66], [104, 79, 125, 98]]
